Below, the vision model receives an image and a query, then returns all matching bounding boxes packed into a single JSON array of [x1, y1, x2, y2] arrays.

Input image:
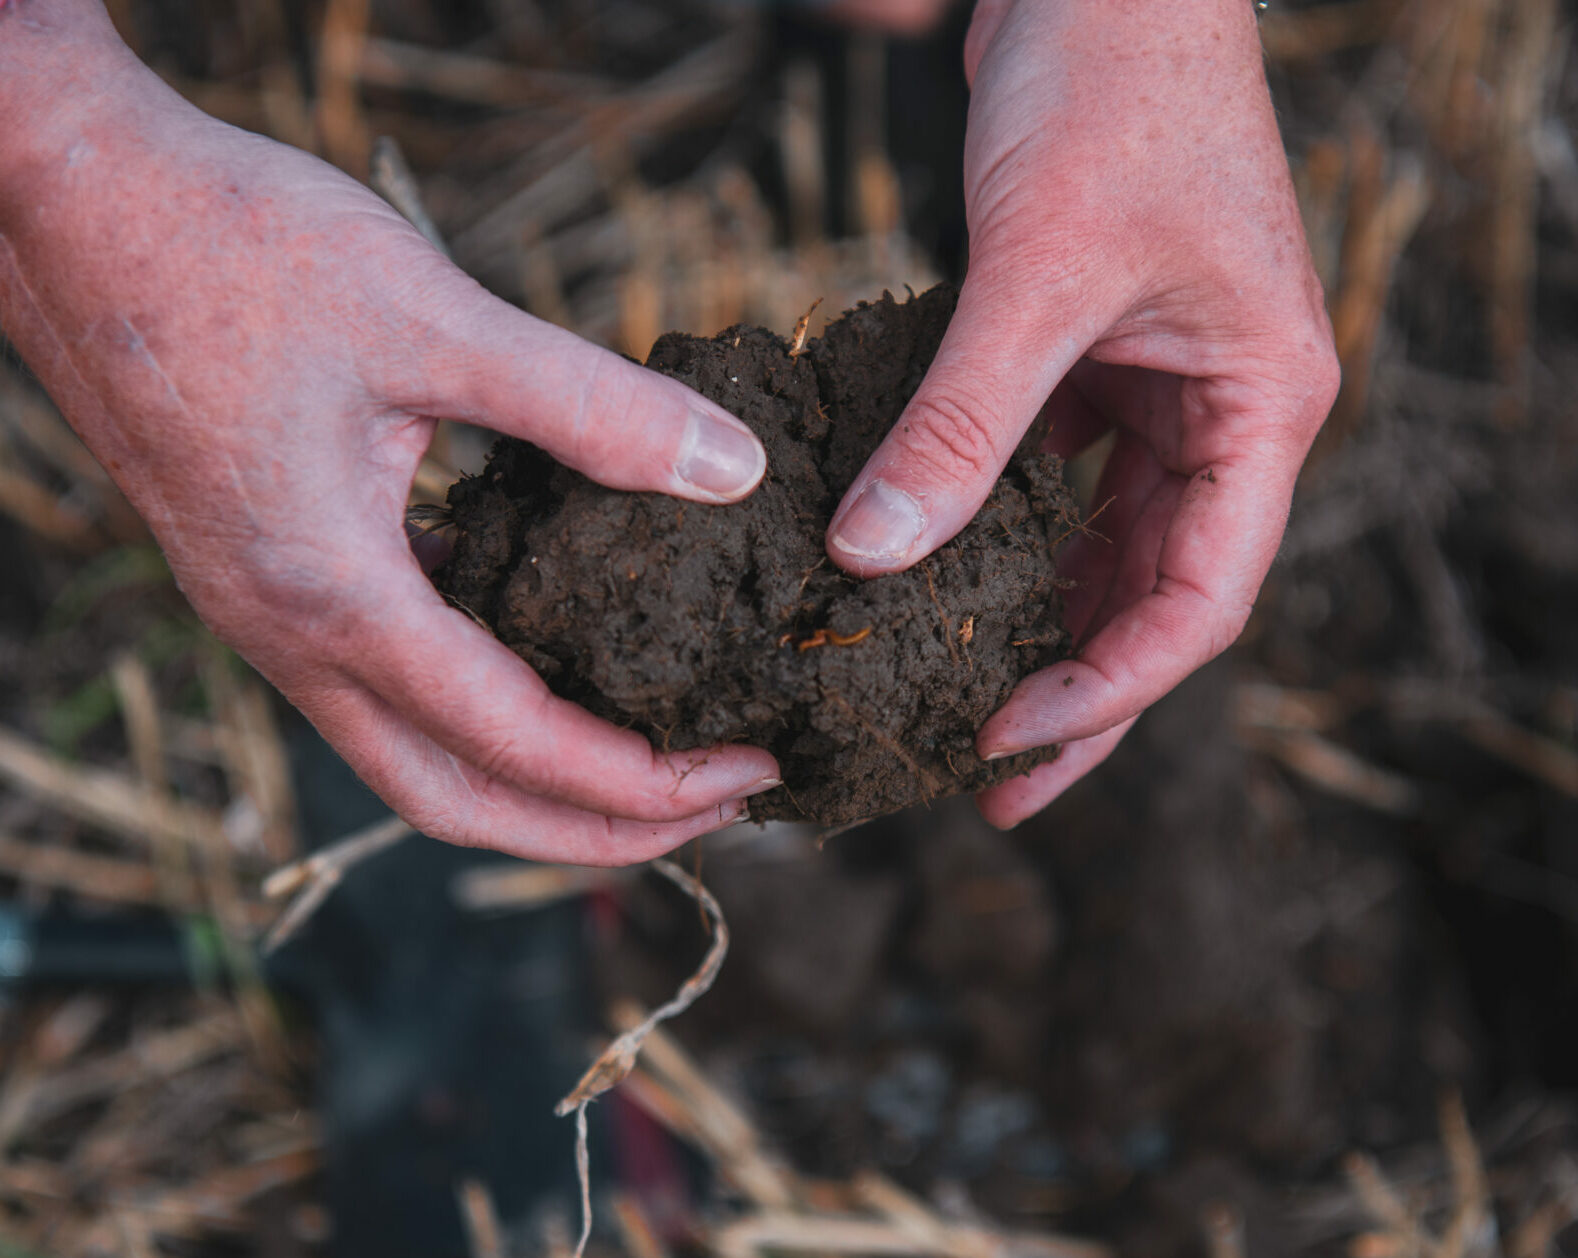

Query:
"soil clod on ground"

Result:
[[437, 285, 1077, 824]]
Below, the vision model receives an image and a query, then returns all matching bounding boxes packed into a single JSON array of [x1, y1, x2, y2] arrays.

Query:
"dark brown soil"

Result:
[[435, 286, 1078, 825]]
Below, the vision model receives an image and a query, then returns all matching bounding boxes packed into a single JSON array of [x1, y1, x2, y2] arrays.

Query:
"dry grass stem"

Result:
[[1339, 1094, 1506, 1258], [261, 813, 415, 952], [1385, 682, 1578, 798], [371, 134, 450, 257], [0, 724, 227, 854], [1234, 682, 1348, 734], [1237, 724, 1421, 816], [110, 650, 169, 798], [712, 1209, 1112, 1258], [611, 1191, 673, 1258], [451, 862, 622, 912], [1343, 1151, 1428, 1250], [203, 652, 299, 864], [0, 459, 100, 552], [120, 1147, 320, 1236], [1259, 1, 1401, 63], [1436, 1092, 1491, 1258], [315, 0, 373, 177], [555, 857, 729, 1258], [1486, 0, 1559, 427], [358, 36, 613, 109], [1455, 707, 1578, 799], [458, 1177, 506, 1258], [1202, 1202, 1247, 1258], [612, 1011, 798, 1209], [788, 297, 823, 357], [0, 829, 205, 912], [1323, 143, 1432, 453], [0, 1010, 244, 1154]]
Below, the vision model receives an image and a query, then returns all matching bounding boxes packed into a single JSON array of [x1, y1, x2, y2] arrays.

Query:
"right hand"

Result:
[[0, 3, 781, 865], [821, 0, 1338, 826]]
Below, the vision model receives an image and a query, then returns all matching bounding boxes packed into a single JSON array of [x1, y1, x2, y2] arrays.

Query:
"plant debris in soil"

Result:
[[436, 285, 1079, 825]]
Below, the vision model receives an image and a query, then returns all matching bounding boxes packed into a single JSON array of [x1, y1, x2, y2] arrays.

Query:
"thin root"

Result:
[[404, 503, 454, 537], [1052, 495, 1116, 548], [823, 688, 935, 803], [443, 594, 495, 636], [921, 561, 960, 664], [554, 859, 729, 1258]]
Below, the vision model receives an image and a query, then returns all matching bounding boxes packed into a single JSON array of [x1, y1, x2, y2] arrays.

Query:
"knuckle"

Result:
[[635, 796, 693, 824], [1198, 592, 1256, 660], [471, 725, 544, 795], [400, 800, 470, 848], [1155, 574, 1252, 663], [1256, 314, 1343, 432], [629, 774, 702, 824], [195, 542, 359, 662], [629, 744, 728, 823], [565, 354, 646, 469], [1209, 602, 1255, 658], [1309, 339, 1343, 416], [903, 390, 1004, 485]]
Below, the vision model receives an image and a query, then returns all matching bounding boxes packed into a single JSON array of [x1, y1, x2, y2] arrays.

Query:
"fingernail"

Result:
[[747, 776, 784, 794], [677, 409, 765, 499], [982, 749, 1010, 762], [830, 479, 925, 561]]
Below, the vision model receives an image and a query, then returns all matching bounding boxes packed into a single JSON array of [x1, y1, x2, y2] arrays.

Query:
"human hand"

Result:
[[0, 3, 780, 863], [824, 0, 1340, 826]]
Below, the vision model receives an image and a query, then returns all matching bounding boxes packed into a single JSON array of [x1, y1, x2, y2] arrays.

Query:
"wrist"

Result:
[[967, 0, 1258, 69], [0, 3, 161, 222]]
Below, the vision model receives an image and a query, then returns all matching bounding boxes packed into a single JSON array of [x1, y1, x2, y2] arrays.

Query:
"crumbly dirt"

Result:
[[435, 286, 1077, 825]]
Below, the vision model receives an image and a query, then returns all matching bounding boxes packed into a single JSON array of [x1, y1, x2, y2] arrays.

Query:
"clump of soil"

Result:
[[436, 286, 1077, 824]]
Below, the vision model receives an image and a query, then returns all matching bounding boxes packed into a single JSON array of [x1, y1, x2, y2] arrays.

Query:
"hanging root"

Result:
[[553, 857, 730, 1258]]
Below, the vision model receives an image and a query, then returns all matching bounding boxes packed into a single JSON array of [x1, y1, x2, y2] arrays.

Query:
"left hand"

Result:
[[823, 0, 1340, 826]]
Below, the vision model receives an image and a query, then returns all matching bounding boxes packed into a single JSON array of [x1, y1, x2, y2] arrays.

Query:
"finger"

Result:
[[975, 718, 1137, 829], [338, 546, 781, 823], [304, 680, 750, 865], [412, 285, 766, 504], [1053, 430, 1174, 642], [825, 267, 1115, 577], [978, 441, 1298, 757]]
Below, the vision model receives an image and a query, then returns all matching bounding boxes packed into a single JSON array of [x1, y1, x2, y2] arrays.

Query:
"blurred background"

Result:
[[2, 0, 1578, 1254]]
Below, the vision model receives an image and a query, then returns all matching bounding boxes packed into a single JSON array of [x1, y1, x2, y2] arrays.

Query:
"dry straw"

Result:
[[554, 857, 729, 1258]]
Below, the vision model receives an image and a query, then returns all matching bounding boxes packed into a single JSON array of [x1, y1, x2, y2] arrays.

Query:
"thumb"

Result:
[[418, 289, 766, 505], [825, 272, 1099, 577]]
